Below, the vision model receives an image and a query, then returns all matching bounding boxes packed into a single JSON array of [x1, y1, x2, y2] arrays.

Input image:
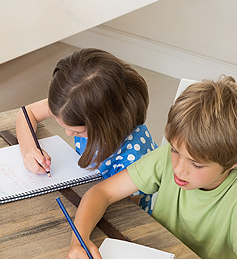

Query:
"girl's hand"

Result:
[[67, 239, 102, 259], [22, 147, 51, 174]]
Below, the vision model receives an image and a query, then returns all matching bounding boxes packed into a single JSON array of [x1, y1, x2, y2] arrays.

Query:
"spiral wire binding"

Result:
[[0, 172, 103, 204]]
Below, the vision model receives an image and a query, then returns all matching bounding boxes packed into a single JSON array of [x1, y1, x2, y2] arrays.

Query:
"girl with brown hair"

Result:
[[16, 48, 157, 214]]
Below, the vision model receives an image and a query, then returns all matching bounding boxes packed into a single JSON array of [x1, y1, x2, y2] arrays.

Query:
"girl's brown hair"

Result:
[[165, 75, 237, 170], [48, 48, 148, 169]]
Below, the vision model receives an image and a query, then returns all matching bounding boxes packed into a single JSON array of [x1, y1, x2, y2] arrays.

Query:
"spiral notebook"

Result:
[[0, 135, 102, 204]]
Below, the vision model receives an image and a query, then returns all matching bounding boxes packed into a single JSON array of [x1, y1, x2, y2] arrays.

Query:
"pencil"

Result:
[[56, 197, 93, 259], [21, 106, 50, 177]]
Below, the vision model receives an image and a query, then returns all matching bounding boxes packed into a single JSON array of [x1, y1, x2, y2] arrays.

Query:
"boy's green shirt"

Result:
[[128, 143, 237, 259]]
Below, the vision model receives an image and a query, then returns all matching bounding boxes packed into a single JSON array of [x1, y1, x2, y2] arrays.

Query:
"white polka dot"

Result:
[[134, 144, 140, 151], [127, 143, 132, 149], [144, 207, 149, 212], [145, 131, 150, 137], [151, 143, 155, 150], [145, 195, 151, 202], [127, 134, 133, 140], [127, 154, 135, 161], [75, 142, 80, 149], [147, 148, 150, 153], [102, 170, 108, 175], [140, 137, 146, 144], [116, 155, 123, 160], [133, 191, 140, 196], [105, 160, 111, 166], [117, 164, 125, 168], [135, 127, 140, 132], [117, 148, 122, 154]]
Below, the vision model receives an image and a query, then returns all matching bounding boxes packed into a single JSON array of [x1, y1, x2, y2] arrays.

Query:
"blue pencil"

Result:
[[56, 197, 93, 259]]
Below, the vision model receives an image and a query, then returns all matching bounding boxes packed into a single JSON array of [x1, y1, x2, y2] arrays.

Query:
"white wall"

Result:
[[62, 0, 237, 81], [0, 0, 158, 64]]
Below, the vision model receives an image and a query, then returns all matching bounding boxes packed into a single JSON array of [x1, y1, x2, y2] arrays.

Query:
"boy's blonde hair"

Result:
[[165, 76, 237, 170]]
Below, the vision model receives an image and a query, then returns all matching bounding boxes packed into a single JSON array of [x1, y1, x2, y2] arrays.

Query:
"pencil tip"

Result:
[[47, 171, 51, 177]]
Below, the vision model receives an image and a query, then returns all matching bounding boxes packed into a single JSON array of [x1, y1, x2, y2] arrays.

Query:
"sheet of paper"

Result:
[[99, 238, 175, 259], [0, 135, 98, 198]]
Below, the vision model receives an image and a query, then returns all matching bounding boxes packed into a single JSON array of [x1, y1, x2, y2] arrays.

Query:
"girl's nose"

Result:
[[65, 129, 74, 136], [80, 131, 87, 138]]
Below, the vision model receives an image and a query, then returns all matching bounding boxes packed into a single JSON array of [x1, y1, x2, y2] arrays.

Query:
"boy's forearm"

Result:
[[73, 185, 110, 241], [68, 170, 138, 257], [68, 186, 108, 257], [71, 170, 137, 243]]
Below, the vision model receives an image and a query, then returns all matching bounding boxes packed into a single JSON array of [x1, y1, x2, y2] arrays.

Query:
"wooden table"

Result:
[[0, 108, 199, 259]]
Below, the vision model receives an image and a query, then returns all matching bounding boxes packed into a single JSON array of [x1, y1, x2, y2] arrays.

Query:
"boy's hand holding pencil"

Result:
[[67, 239, 101, 259], [56, 197, 101, 259]]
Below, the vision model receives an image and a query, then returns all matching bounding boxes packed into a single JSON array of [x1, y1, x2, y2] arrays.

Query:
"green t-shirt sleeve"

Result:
[[127, 143, 171, 195]]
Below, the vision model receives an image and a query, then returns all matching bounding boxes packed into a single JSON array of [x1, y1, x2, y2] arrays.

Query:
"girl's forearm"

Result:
[[16, 108, 38, 155], [16, 99, 51, 156]]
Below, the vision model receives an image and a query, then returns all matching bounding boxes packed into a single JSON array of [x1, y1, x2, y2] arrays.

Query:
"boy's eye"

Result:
[[192, 163, 204, 169], [171, 144, 205, 169], [171, 147, 178, 154]]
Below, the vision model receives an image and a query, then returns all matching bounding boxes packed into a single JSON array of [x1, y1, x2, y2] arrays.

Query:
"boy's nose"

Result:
[[173, 159, 187, 177]]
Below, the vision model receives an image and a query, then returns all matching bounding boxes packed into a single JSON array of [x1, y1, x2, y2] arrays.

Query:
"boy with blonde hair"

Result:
[[67, 76, 237, 259]]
